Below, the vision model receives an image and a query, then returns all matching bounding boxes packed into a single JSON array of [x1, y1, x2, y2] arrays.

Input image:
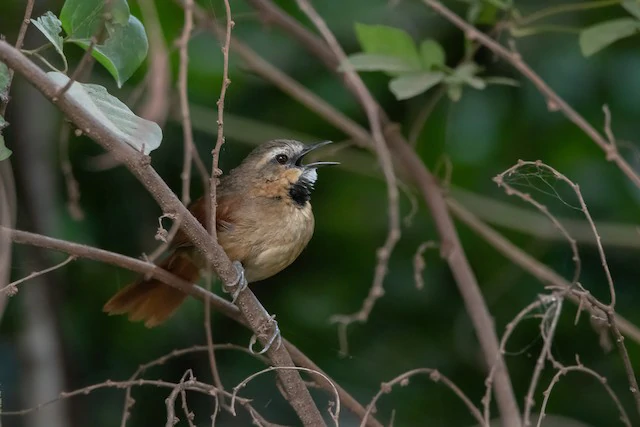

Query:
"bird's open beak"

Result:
[[295, 140, 340, 168]]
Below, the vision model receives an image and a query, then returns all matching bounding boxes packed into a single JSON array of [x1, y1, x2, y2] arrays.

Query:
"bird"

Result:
[[103, 139, 338, 327]]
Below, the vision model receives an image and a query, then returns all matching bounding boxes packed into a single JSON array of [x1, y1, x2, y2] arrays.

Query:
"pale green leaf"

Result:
[[30, 12, 65, 61], [419, 39, 445, 70], [0, 117, 10, 161], [389, 72, 444, 100], [447, 84, 463, 102], [579, 18, 640, 56], [61, 0, 130, 38], [47, 72, 162, 154], [453, 62, 482, 80], [0, 134, 11, 161], [467, 76, 486, 89], [70, 15, 148, 87], [0, 62, 10, 104], [622, 0, 640, 20], [447, 62, 486, 89], [354, 23, 421, 69], [340, 53, 420, 73]]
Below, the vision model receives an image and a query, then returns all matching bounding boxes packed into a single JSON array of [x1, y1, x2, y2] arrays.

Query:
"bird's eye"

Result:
[[275, 154, 289, 164]]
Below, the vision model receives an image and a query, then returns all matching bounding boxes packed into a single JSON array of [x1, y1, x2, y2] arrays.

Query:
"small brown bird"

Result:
[[103, 139, 338, 327]]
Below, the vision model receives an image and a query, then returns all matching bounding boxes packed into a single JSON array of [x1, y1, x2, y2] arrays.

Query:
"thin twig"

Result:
[[294, 0, 402, 355], [204, 277, 225, 393], [451, 186, 640, 421], [0, 0, 34, 115], [209, 0, 234, 241], [496, 160, 615, 307], [413, 241, 438, 290], [145, 0, 198, 265], [5, 225, 373, 425], [536, 362, 631, 427], [165, 370, 197, 427], [231, 366, 341, 426], [0, 378, 242, 417], [483, 295, 552, 425], [522, 296, 563, 426], [361, 368, 484, 427], [1, 255, 76, 294], [494, 160, 582, 285], [119, 344, 266, 427], [204, 0, 234, 400]]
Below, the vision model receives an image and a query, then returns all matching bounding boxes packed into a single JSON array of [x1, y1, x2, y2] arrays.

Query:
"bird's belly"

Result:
[[244, 242, 306, 282], [221, 203, 314, 283]]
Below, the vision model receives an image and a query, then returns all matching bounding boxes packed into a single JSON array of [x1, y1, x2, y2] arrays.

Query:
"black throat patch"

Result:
[[288, 175, 314, 207]]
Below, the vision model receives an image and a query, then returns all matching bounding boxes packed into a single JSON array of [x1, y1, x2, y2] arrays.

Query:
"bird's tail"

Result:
[[103, 250, 199, 327]]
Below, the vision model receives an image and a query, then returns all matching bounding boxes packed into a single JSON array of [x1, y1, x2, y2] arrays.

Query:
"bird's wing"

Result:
[[171, 194, 240, 249]]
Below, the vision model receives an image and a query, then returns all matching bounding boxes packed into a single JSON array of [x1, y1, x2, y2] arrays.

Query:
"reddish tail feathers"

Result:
[[103, 251, 199, 327]]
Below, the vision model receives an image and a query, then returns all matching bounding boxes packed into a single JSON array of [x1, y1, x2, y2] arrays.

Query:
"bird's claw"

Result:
[[249, 314, 282, 355], [227, 261, 248, 303]]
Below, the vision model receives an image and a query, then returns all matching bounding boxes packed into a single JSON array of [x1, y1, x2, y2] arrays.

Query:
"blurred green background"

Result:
[[1, 0, 640, 426]]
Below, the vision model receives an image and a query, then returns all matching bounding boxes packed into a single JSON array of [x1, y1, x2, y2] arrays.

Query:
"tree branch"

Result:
[[0, 40, 325, 427], [3, 225, 376, 424], [219, 2, 521, 424], [445, 198, 640, 344]]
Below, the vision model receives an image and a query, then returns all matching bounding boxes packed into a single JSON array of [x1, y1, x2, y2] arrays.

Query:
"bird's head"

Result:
[[230, 139, 339, 206]]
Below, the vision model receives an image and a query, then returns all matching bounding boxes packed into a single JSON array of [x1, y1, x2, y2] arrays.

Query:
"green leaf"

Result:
[[60, 0, 145, 86], [419, 39, 445, 70], [340, 53, 420, 73], [31, 12, 66, 62], [60, 0, 130, 39], [47, 72, 162, 154], [388, 72, 445, 100], [0, 117, 10, 161], [0, 134, 11, 161], [354, 23, 421, 69], [71, 16, 148, 87], [447, 62, 486, 89], [0, 62, 10, 104], [447, 84, 463, 102], [579, 18, 640, 56], [622, 0, 640, 20]]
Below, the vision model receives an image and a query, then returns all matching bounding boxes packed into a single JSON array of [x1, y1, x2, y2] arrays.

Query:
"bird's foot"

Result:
[[226, 261, 248, 303], [249, 314, 282, 355]]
